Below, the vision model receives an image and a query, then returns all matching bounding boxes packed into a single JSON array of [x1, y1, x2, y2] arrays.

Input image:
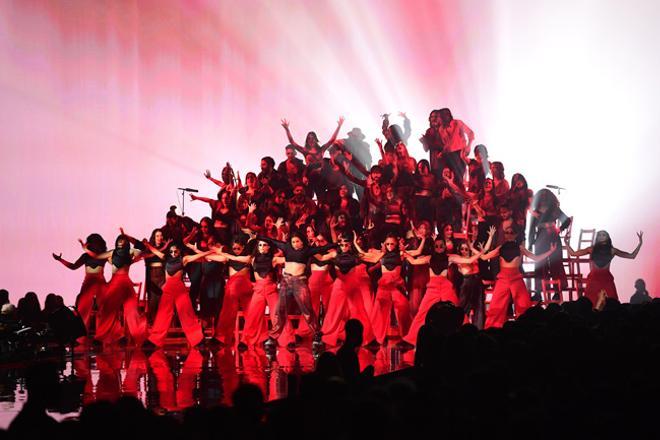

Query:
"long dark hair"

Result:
[[86, 233, 107, 254]]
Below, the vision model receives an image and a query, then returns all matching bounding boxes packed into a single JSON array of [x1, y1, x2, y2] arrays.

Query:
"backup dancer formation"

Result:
[[53, 108, 644, 351]]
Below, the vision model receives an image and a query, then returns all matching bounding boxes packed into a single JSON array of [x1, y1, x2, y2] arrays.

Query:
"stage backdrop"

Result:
[[1, 0, 658, 305]]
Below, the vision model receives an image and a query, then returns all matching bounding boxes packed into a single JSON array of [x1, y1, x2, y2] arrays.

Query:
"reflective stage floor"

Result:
[[0, 340, 413, 428]]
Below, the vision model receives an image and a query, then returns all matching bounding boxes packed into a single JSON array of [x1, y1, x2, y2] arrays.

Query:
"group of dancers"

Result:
[[53, 107, 644, 351]]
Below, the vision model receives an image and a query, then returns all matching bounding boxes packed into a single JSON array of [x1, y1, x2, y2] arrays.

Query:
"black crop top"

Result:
[[311, 254, 332, 267], [500, 241, 521, 262], [335, 252, 359, 274], [253, 254, 274, 278], [382, 251, 402, 270], [429, 253, 449, 275], [166, 257, 184, 276], [591, 244, 614, 268], [258, 237, 336, 264], [112, 247, 132, 268], [81, 253, 106, 269], [229, 258, 250, 272]]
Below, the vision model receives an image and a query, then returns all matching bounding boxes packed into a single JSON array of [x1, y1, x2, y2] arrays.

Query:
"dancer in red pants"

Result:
[[216, 239, 286, 349], [82, 230, 147, 346], [368, 233, 425, 344], [209, 237, 254, 346], [482, 226, 557, 328], [564, 230, 643, 309], [319, 234, 376, 347], [53, 233, 107, 341], [142, 241, 210, 348], [401, 231, 491, 347]]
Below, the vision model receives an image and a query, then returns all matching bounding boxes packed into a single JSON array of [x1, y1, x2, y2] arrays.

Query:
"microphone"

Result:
[[178, 188, 199, 193], [546, 185, 566, 191]]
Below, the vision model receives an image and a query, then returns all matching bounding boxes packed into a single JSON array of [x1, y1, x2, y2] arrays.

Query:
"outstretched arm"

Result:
[[281, 119, 304, 153], [480, 245, 501, 261], [216, 251, 253, 264], [404, 254, 431, 265], [613, 231, 643, 259], [52, 253, 86, 270], [142, 240, 165, 260], [522, 242, 558, 262], [204, 170, 227, 188], [406, 237, 426, 257], [183, 250, 215, 266], [190, 194, 215, 205], [79, 238, 112, 260], [321, 116, 345, 151], [563, 236, 592, 257]]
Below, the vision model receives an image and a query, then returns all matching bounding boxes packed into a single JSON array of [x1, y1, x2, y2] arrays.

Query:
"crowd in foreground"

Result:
[[4, 298, 660, 439]]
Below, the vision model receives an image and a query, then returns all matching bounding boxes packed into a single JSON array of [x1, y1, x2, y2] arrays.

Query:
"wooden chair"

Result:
[[541, 279, 563, 305]]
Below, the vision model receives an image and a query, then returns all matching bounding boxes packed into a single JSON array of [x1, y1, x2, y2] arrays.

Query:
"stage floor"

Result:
[[0, 340, 413, 429]]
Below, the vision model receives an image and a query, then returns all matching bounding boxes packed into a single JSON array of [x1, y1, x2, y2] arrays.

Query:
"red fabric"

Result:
[[241, 278, 280, 346], [215, 273, 253, 344], [321, 271, 375, 346], [370, 270, 411, 343], [485, 267, 531, 329], [584, 266, 618, 305], [76, 272, 106, 340], [408, 264, 430, 316], [403, 275, 457, 344], [96, 272, 147, 344], [149, 276, 203, 347], [354, 265, 374, 317]]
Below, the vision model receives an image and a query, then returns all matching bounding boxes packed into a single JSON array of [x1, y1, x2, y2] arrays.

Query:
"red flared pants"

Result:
[[584, 266, 618, 305], [76, 272, 106, 337], [215, 273, 253, 344], [485, 267, 531, 328], [96, 272, 147, 344], [370, 271, 411, 343], [149, 276, 203, 347], [321, 271, 375, 346], [242, 278, 282, 346], [403, 276, 458, 344]]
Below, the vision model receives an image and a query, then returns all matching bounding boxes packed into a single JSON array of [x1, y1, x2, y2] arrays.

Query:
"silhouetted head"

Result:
[[344, 319, 363, 347], [438, 108, 453, 126], [86, 233, 107, 254], [635, 279, 646, 292]]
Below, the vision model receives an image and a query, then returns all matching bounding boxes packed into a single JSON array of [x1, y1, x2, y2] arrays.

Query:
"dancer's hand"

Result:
[[338, 116, 345, 126], [637, 231, 644, 243], [248, 203, 257, 214], [275, 217, 284, 229], [204, 170, 211, 178], [119, 227, 126, 236], [398, 111, 407, 118], [281, 119, 289, 129], [52, 252, 62, 261], [190, 194, 197, 201], [78, 238, 85, 248], [488, 225, 496, 237]]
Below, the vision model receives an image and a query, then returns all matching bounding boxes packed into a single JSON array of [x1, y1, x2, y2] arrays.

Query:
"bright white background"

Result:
[[1, 0, 658, 304]]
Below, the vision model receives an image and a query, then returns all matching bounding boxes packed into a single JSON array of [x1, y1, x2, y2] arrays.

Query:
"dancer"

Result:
[[528, 188, 571, 295], [400, 231, 490, 347], [82, 230, 147, 345], [564, 230, 643, 308], [281, 117, 344, 162], [217, 239, 285, 349], [258, 232, 336, 349], [482, 226, 558, 328], [142, 229, 169, 324], [52, 233, 107, 339], [368, 234, 425, 344], [141, 241, 210, 348], [208, 236, 254, 346], [454, 227, 496, 329], [319, 233, 376, 347]]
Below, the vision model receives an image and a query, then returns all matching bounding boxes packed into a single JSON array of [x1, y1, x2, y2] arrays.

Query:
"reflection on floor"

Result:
[[0, 340, 414, 428]]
